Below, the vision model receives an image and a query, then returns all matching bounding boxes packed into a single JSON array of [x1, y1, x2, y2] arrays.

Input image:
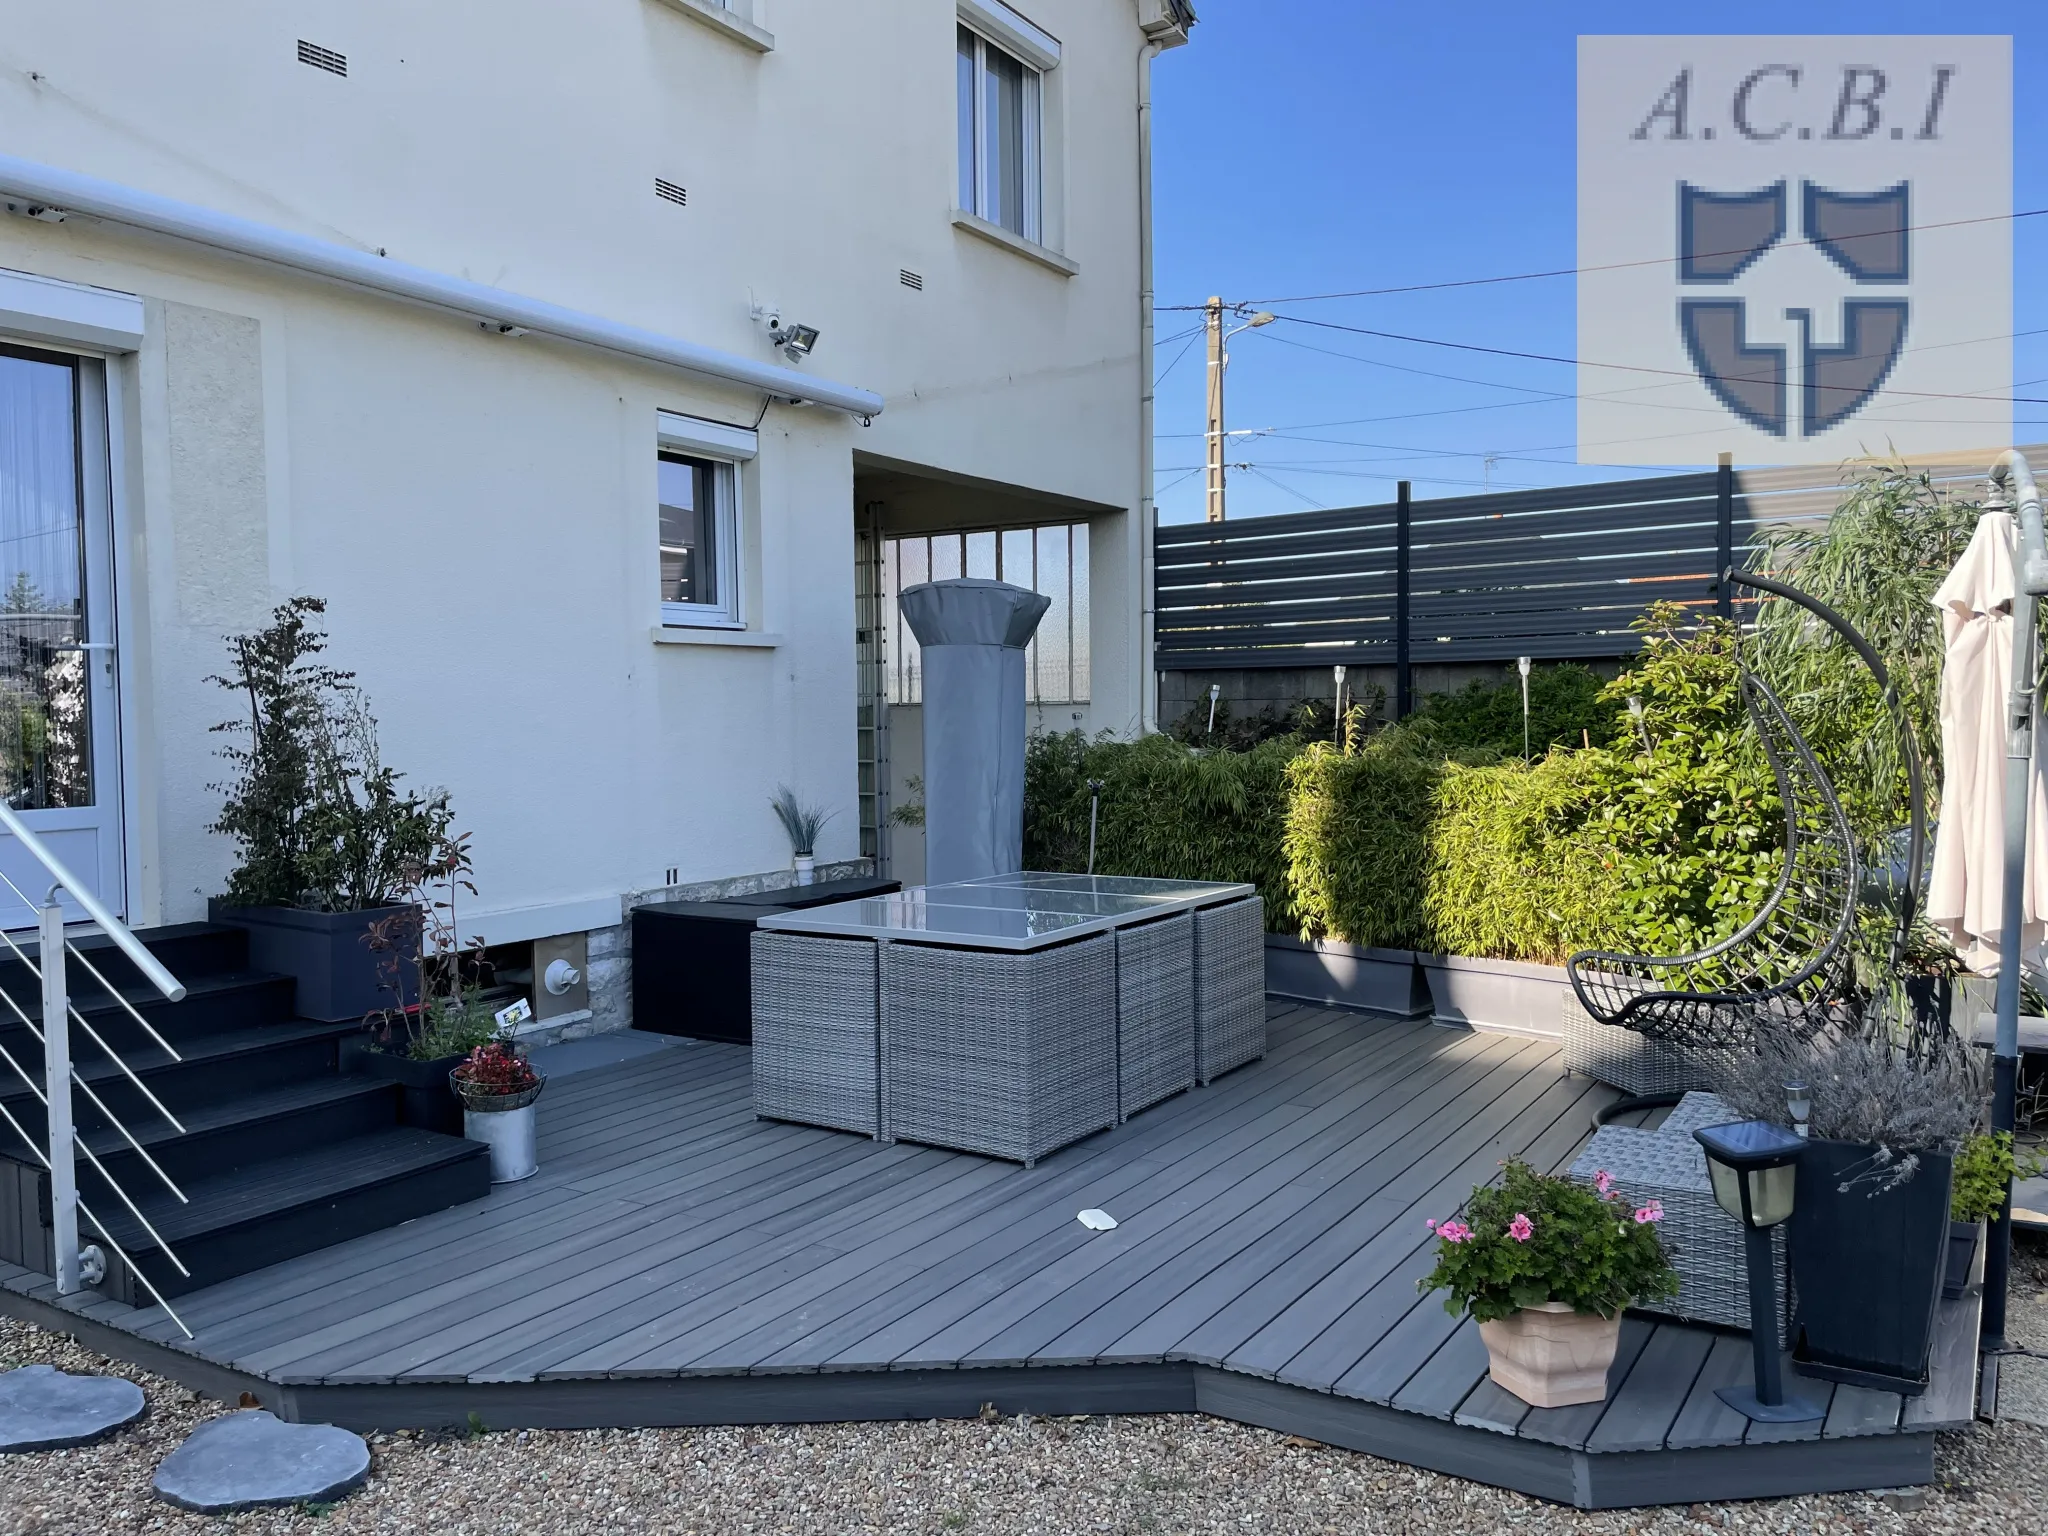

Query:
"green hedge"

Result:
[[1025, 610, 1785, 964], [1024, 729, 1300, 932]]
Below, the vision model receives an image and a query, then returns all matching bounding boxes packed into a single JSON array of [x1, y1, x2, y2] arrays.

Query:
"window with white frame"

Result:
[[884, 522, 1088, 705], [656, 411, 752, 628], [956, 22, 1044, 242]]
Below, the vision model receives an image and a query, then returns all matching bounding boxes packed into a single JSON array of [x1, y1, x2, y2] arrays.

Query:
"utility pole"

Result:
[[1204, 295, 1226, 522]]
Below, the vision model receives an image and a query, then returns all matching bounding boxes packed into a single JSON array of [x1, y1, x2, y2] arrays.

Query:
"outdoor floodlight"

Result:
[[770, 320, 820, 361], [1694, 1120, 1824, 1423]]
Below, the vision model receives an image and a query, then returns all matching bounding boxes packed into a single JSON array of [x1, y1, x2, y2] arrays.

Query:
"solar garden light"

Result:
[[1517, 656, 1532, 759], [1332, 665, 1347, 742], [1693, 1120, 1824, 1423], [1207, 683, 1221, 738], [1087, 779, 1104, 875], [1783, 1080, 1812, 1139]]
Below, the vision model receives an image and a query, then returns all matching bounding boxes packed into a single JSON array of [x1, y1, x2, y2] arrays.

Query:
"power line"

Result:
[[1159, 205, 2048, 310]]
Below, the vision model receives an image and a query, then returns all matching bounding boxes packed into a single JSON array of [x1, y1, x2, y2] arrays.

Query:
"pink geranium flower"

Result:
[[1633, 1200, 1664, 1225], [1593, 1170, 1615, 1199], [1435, 1219, 1473, 1244], [1507, 1212, 1534, 1243]]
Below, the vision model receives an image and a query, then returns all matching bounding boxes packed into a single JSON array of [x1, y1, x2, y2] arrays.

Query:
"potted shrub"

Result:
[[1420, 1159, 1678, 1407], [208, 597, 458, 1021], [769, 784, 832, 886], [1947, 1131, 2040, 1300], [450, 1041, 546, 1183], [358, 835, 501, 1136], [1721, 1026, 1979, 1393]]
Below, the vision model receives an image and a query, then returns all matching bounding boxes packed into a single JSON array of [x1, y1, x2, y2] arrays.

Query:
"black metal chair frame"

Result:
[[1567, 569, 1928, 1084]]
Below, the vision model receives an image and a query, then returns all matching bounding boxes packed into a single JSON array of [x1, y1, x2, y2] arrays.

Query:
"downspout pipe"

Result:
[[1136, 37, 1162, 733], [0, 152, 884, 418], [1985, 448, 2046, 1353]]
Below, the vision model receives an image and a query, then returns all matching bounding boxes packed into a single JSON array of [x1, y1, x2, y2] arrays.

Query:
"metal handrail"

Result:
[[0, 801, 192, 1335], [0, 802, 183, 1002]]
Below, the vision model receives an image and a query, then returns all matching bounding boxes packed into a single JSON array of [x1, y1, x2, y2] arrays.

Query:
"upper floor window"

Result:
[[956, 24, 1042, 242]]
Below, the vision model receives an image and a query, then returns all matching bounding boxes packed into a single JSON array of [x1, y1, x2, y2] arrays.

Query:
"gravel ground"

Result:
[[5, 1242, 2048, 1536]]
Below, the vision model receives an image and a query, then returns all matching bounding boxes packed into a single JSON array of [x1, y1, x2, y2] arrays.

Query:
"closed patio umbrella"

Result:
[[1926, 503, 2048, 974]]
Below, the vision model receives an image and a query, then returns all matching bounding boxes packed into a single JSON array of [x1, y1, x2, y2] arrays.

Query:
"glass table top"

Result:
[[753, 873, 1256, 950]]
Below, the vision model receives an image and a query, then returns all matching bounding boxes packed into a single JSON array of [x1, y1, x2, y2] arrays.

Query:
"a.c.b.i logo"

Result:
[[1678, 178, 1908, 439], [1577, 36, 2010, 467]]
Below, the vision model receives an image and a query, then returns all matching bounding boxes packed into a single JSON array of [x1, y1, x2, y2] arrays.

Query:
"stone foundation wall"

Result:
[[511, 860, 875, 1047]]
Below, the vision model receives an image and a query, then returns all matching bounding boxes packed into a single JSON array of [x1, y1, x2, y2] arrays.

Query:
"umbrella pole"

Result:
[[1986, 450, 2046, 1354]]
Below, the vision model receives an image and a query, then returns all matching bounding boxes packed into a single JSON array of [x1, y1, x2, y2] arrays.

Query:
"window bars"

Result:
[[0, 801, 193, 1335]]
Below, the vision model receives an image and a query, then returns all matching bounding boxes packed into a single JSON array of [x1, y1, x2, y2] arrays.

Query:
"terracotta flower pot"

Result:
[[1477, 1301, 1623, 1408]]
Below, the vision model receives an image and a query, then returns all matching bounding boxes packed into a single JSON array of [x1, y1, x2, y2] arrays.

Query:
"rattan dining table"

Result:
[[749, 873, 1265, 1165]]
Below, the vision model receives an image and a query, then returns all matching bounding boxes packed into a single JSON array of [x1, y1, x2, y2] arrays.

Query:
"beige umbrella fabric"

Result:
[[1926, 506, 2048, 975]]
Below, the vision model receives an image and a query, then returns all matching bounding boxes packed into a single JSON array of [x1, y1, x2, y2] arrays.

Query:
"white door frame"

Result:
[[0, 267, 144, 929]]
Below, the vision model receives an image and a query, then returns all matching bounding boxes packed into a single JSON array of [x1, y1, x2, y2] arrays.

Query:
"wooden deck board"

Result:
[[0, 1003, 1975, 1508]]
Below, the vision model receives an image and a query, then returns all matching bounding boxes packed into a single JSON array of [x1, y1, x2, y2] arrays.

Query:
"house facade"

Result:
[[0, 0, 1191, 1033]]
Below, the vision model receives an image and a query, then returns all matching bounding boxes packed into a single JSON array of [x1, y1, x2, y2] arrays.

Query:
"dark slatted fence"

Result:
[[1153, 451, 2042, 678]]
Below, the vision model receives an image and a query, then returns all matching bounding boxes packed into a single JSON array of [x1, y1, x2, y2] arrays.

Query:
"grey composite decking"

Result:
[[0, 1003, 1973, 1509]]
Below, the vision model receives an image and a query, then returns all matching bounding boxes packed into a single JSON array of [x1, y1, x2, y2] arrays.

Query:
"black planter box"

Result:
[[633, 877, 898, 1043], [210, 900, 420, 1023], [359, 1047, 467, 1136], [1942, 1219, 1982, 1301], [1789, 1138, 1953, 1394]]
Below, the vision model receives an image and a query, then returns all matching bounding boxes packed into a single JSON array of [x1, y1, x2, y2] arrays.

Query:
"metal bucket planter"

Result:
[[1788, 1139, 1953, 1394], [451, 1075, 547, 1184]]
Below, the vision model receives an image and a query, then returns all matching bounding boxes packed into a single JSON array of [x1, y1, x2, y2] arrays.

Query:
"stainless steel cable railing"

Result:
[[0, 801, 193, 1336]]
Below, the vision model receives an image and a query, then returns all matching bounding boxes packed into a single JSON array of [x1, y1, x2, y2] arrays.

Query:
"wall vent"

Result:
[[899, 269, 924, 291], [297, 40, 347, 76], [655, 178, 688, 207]]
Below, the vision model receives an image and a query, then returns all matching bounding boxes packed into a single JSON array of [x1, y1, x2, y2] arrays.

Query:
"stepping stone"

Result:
[[152, 1410, 369, 1513], [0, 1364, 146, 1452]]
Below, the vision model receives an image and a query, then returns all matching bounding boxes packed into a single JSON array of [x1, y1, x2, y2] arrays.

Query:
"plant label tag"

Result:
[[495, 998, 534, 1027]]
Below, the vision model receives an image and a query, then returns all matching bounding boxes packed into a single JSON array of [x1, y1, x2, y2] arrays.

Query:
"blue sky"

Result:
[[1148, 5, 2047, 522]]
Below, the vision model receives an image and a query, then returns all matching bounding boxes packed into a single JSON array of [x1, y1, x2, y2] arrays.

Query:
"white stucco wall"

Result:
[[0, 1, 1168, 937]]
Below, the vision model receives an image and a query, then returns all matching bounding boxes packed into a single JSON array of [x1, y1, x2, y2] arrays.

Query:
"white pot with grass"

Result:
[[771, 785, 832, 888]]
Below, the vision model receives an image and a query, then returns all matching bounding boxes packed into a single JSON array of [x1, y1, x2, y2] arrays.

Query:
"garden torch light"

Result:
[[1517, 656, 1532, 760], [1694, 1120, 1823, 1423], [1207, 683, 1220, 739]]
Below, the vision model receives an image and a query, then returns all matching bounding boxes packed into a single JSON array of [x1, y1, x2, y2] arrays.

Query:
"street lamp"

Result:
[[1693, 1120, 1824, 1423]]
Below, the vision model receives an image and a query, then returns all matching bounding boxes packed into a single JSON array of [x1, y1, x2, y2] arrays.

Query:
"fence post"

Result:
[[1395, 481, 1412, 718], [41, 896, 78, 1293], [1715, 452, 1735, 622]]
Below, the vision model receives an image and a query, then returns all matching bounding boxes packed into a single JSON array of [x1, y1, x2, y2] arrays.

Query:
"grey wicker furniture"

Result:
[[1195, 897, 1266, 1083], [1561, 993, 1734, 1100], [1569, 1091, 1788, 1338], [883, 933, 1118, 1165], [1115, 912, 1196, 1119], [750, 931, 881, 1137], [751, 873, 1261, 1164]]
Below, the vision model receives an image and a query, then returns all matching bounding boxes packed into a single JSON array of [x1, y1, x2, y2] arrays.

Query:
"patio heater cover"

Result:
[[900, 578, 1051, 886]]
